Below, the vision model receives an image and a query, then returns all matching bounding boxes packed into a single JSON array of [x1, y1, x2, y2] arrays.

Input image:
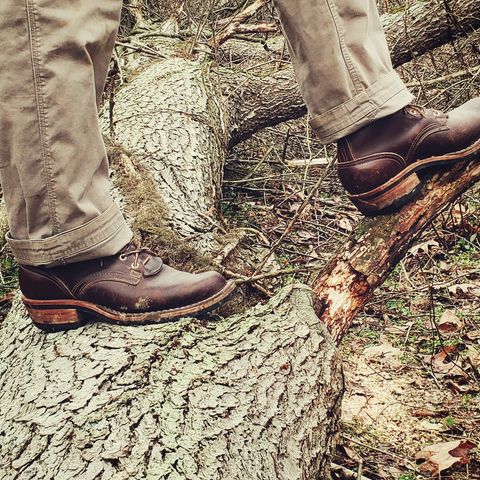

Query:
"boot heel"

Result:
[[25, 305, 86, 332], [349, 173, 422, 216]]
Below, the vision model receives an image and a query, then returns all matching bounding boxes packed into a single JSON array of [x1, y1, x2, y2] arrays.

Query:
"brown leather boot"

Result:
[[337, 99, 480, 215], [19, 244, 237, 331]]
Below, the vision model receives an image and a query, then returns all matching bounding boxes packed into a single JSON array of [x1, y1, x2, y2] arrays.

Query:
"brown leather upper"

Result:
[[19, 245, 228, 313], [337, 99, 480, 194]]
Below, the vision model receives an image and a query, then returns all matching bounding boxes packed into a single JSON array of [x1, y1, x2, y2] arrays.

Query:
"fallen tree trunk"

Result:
[[0, 286, 343, 479], [1, 1, 480, 479]]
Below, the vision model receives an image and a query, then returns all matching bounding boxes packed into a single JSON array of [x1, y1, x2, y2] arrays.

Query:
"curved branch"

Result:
[[313, 160, 480, 343], [386, 0, 480, 68]]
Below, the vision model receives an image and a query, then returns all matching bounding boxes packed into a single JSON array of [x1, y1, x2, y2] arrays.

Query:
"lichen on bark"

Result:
[[0, 285, 342, 480]]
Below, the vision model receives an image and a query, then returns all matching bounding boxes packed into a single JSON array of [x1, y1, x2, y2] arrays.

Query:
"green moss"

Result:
[[107, 141, 212, 272]]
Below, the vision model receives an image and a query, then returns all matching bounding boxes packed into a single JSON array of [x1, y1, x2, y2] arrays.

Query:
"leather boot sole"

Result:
[[22, 280, 238, 332], [348, 138, 480, 216]]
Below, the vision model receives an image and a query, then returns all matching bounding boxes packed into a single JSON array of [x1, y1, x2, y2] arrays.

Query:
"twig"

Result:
[[342, 435, 417, 470], [235, 265, 322, 285], [115, 40, 167, 59], [331, 462, 373, 480], [0, 291, 15, 307], [251, 165, 333, 276], [406, 64, 480, 87], [211, 0, 271, 47]]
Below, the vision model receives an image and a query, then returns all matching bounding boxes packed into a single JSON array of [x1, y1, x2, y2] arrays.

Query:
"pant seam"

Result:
[[25, 0, 59, 234], [325, 0, 363, 94]]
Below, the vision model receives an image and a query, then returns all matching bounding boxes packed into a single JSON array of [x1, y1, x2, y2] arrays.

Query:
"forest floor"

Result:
[[220, 31, 480, 480], [223, 130, 480, 480], [0, 15, 479, 480]]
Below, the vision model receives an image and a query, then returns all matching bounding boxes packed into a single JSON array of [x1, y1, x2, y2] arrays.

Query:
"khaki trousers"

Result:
[[0, 0, 413, 267], [273, 0, 414, 143]]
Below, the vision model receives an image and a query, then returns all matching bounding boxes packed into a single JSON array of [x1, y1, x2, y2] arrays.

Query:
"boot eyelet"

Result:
[[119, 254, 127, 261]]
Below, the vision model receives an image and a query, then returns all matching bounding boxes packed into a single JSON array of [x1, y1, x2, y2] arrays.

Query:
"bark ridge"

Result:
[[0, 286, 343, 480]]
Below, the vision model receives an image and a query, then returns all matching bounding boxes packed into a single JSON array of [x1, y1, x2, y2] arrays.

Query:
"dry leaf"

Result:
[[289, 203, 312, 219], [411, 408, 440, 418], [437, 310, 463, 335], [427, 347, 467, 379], [419, 420, 443, 432], [465, 346, 480, 368], [297, 230, 315, 240], [447, 283, 480, 295], [408, 239, 440, 256], [385, 322, 412, 335], [466, 330, 480, 341], [445, 379, 479, 395], [338, 217, 353, 233], [342, 445, 362, 462], [448, 203, 471, 228], [364, 339, 402, 367], [416, 440, 476, 475]]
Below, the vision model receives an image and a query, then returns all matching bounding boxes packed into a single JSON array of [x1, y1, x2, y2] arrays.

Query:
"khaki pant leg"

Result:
[[273, 0, 414, 143], [0, 0, 132, 266]]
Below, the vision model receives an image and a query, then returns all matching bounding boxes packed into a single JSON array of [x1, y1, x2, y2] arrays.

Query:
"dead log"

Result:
[[1, 1, 479, 479], [0, 286, 343, 479], [314, 160, 480, 342]]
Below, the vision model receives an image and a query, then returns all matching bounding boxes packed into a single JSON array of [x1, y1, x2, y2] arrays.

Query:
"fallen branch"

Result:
[[212, 0, 271, 46], [313, 160, 480, 343]]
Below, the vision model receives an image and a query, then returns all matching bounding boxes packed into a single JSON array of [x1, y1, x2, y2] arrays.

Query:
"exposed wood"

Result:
[[313, 161, 480, 343]]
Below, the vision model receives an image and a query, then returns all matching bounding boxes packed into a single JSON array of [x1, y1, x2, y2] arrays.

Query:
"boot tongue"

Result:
[[142, 256, 163, 277], [119, 243, 164, 277]]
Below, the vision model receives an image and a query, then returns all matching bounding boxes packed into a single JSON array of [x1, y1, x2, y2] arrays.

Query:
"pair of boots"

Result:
[[21, 100, 480, 330]]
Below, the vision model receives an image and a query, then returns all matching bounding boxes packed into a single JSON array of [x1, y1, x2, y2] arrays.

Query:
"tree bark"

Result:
[[0, 286, 343, 479], [1, 1, 480, 479], [385, 0, 480, 68], [107, 57, 227, 255]]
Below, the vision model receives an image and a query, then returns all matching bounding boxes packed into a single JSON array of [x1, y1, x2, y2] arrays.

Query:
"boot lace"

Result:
[[119, 246, 155, 270], [405, 104, 444, 118]]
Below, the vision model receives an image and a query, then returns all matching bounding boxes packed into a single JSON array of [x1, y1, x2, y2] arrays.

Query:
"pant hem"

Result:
[[7, 203, 133, 266], [309, 71, 414, 144]]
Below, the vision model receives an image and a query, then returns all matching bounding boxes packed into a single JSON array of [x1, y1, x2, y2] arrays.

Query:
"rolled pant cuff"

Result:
[[7, 203, 133, 266], [309, 71, 415, 144]]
